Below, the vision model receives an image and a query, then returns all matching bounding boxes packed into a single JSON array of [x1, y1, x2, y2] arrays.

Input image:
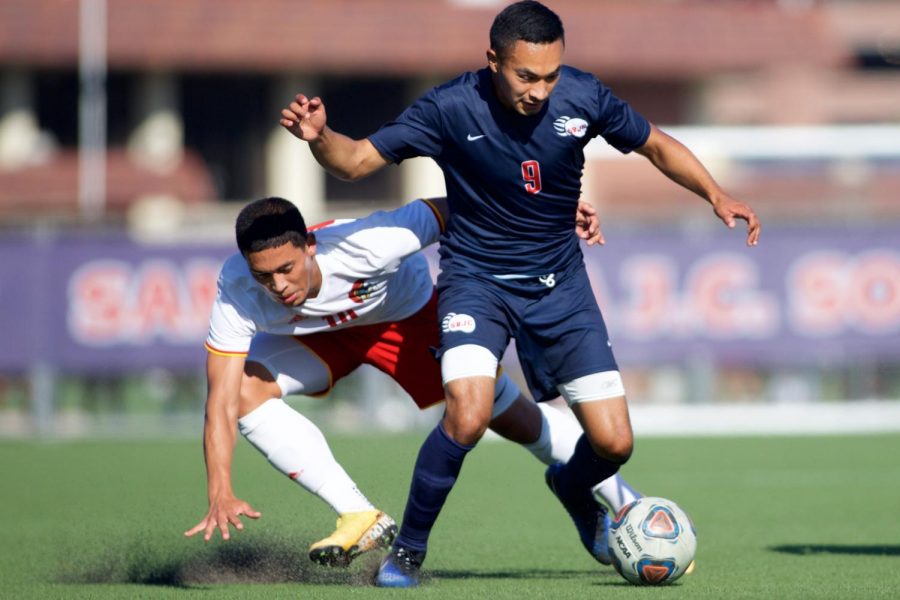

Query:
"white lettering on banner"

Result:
[[612, 253, 779, 340], [67, 260, 131, 343], [185, 260, 220, 327], [590, 249, 900, 341], [618, 256, 678, 339], [787, 251, 847, 337], [68, 258, 222, 346], [605, 249, 900, 341], [850, 251, 900, 334], [788, 250, 900, 336], [64, 248, 900, 348], [684, 254, 780, 339]]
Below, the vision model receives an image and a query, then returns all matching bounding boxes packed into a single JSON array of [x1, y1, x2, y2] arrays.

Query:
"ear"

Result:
[[306, 232, 317, 256], [486, 48, 499, 72]]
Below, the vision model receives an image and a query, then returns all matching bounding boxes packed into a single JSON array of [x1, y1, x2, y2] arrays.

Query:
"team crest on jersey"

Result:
[[349, 279, 374, 304], [553, 116, 588, 138], [441, 312, 476, 333]]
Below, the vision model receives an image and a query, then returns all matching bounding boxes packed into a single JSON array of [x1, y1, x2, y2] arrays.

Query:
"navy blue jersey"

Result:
[[369, 66, 650, 275]]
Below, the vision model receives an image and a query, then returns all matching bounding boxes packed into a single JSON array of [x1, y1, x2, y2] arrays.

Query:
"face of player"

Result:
[[488, 39, 564, 116], [246, 239, 320, 307]]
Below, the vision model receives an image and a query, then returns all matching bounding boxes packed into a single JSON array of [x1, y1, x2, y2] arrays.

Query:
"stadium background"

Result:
[[1, 0, 899, 440]]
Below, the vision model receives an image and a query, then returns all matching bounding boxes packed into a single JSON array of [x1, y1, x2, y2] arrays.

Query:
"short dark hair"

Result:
[[235, 197, 308, 256], [489, 1, 564, 59]]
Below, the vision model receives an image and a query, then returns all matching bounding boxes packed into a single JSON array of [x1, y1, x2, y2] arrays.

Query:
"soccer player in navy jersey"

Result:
[[281, 0, 760, 587]]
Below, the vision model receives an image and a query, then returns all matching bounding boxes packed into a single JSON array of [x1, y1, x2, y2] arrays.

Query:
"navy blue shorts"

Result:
[[436, 262, 619, 402]]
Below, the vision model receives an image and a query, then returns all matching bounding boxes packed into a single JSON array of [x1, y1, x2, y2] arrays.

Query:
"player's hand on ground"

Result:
[[184, 495, 261, 541], [712, 194, 760, 247], [280, 94, 327, 142], [576, 200, 605, 246]]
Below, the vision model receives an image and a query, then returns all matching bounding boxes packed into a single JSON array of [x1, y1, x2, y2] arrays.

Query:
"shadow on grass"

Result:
[[56, 535, 630, 589], [430, 568, 615, 581], [430, 568, 645, 587], [771, 544, 900, 557], [55, 534, 382, 588], [55, 532, 643, 589]]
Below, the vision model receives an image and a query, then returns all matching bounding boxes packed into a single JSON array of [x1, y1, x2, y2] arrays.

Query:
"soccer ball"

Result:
[[607, 496, 696, 585]]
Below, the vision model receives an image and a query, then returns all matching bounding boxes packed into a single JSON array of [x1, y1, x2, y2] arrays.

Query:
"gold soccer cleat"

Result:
[[308, 510, 397, 567], [685, 559, 697, 575]]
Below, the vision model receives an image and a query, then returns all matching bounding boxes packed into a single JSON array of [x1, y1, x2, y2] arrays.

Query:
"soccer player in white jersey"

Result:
[[184, 195, 642, 567]]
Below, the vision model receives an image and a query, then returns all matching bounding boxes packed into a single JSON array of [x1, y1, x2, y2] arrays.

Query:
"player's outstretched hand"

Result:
[[280, 93, 327, 142], [185, 494, 261, 542], [576, 200, 605, 246], [712, 194, 760, 247]]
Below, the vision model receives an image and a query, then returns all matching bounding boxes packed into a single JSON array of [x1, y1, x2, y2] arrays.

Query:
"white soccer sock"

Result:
[[592, 474, 642, 514], [530, 402, 641, 513], [521, 407, 554, 464], [524, 402, 581, 465], [238, 398, 373, 515]]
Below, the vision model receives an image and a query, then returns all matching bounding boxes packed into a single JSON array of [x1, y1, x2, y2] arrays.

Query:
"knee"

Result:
[[607, 437, 634, 464], [443, 380, 493, 445], [443, 410, 489, 446], [238, 361, 281, 417], [588, 430, 633, 464]]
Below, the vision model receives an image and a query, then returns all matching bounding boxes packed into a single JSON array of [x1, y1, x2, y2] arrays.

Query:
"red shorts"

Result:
[[294, 291, 444, 409]]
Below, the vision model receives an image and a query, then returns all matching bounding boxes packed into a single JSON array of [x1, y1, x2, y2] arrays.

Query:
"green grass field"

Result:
[[2, 432, 899, 599]]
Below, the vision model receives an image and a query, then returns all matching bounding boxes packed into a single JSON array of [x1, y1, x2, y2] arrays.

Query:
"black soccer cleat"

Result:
[[374, 544, 426, 587]]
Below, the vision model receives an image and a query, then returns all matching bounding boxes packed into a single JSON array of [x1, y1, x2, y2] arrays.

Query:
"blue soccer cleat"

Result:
[[374, 544, 426, 588], [545, 462, 612, 565]]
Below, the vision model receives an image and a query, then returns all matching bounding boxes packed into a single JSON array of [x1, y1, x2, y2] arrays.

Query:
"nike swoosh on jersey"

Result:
[[466, 133, 486, 141]]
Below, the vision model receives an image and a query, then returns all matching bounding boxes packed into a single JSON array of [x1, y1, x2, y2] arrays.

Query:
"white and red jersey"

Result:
[[205, 199, 443, 356]]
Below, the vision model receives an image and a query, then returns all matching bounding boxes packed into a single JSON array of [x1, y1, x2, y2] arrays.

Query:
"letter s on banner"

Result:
[[68, 260, 132, 346]]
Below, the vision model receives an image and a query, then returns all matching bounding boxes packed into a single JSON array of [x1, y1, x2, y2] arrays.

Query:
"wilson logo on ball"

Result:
[[612, 502, 637, 528]]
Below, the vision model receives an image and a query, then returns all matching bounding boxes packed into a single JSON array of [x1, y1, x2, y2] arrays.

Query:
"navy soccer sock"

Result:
[[394, 422, 474, 553], [556, 434, 624, 511]]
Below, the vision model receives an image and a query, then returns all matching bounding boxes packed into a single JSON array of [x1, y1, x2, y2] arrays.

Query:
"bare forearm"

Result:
[[638, 125, 761, 246], [186, 353, 261, 540], [203, 400, 238, 499], [202, 353, 245, 500], [280, 93, 388, 181], [637, 127, 724, 206], [309, 128, 386, 182]]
